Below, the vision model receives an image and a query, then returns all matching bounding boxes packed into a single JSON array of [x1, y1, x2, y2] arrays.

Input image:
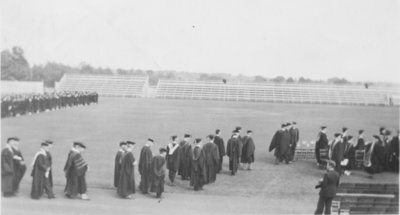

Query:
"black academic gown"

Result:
[[214, 136, 225, 172], [117, 151, 136, 197], [64, 150, 88, 196], [114, 150, 124, 188], [227, 137, 240, 174], [31, 153, 49, 199], [388, 136, 399, 172], [139, 146, 153, 193], [46, 151, 53, 187], [269, 130, 289, 159], [202, 142, 220, 184], [1, 147, 15, 195], [315, 132, 329, 164], [150, 155, 166, 196], [364, 142, 384, 174], [11, 147, 26, 192], [190, 146, 206, 190], [330, 140, 344, 174], [166, 144, 180, 172], [178, 141, 192, 179], [241, 136, 255, 163]]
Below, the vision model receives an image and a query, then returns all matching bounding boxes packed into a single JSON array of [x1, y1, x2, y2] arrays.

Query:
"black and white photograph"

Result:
[[1, 0, 399, 214]]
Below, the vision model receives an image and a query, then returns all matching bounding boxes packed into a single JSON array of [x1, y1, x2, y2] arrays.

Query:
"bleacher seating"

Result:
[[155, 80, 400, 106], [332, 183, 399, 214], [58, 74, 148, 97]]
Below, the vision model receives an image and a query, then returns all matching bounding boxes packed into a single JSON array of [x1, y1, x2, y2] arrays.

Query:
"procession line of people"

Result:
[[1, 91, 98, 118], [1, 127, 256, 200]]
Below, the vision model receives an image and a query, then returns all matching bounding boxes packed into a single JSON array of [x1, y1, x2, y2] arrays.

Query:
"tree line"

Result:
[[2, 46, 361, 87]]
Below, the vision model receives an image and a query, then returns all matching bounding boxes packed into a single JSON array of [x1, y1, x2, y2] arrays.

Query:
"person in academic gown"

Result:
[[270, 124, 291, 164], [190, 138, 206, 191], [31, 142, 55, 199], [150, 148, 167, 198], [178, 134, 192, 180], [114, 142, 127, 188], [44, 140, 54, 187], [64, 142, 89, 200], [202, 135, 220, 184], [139, 139, 154, 194], [241, 130, 256, 170], [289, 122, 299, 161], [166, 135, 181, 185], [117, 141, 136, 199], [342, 136, 355, 175], [387, 130, 399, 172], [364, 135, 385, 178], [227, 131, 241, 175], [356, 130, 365, 150], [235, 127, 244, 168], [1, 138, 17, 197], [315, 126, 329, 167], [10, 139, 26, 193], [329, 133, 344, 175], [214, 129, 225, 173]]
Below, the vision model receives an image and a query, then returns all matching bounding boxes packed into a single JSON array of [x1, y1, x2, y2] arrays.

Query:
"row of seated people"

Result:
[[315, 126, 399, 178], [1, 91, 98, 118]]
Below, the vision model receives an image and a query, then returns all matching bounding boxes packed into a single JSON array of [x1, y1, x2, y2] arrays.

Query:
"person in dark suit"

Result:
[[315, 161, 340, 215], [329, 133, 344, 175]]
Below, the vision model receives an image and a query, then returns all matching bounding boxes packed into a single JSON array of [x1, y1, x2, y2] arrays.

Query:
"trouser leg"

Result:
[[314, 196, 325, 215]]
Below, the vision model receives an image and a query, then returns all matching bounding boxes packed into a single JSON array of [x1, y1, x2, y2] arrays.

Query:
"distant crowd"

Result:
[[1, 127, 256, 200], [1, 92, 98, 118]]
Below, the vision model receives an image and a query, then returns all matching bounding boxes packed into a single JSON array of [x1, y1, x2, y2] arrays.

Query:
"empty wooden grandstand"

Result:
[[332, 183, 399, 214], [58, 74, 148, 97], [155, 80, 400, 106]]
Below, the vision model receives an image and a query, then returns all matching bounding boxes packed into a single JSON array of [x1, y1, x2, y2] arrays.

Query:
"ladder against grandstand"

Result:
[[57, 74, 149, 98], [155, 79, 400, 106]]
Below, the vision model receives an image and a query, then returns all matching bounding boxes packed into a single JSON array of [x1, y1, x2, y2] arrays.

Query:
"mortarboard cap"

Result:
[[73, 142, 86, 148], [159, 147, 167, 153], [247, 130, 253, 134], [235, 126, 242, 131], [373, 135, 380, 140], [7, 137, 20, 143], [148, 138, 154, 142], [184, 134, 192, 138], [41, 142, 49, 146], [207, 134, 215, 140], [292, 121, 297, 125], [195, 138, 202, 143], [126, 141, 135, 145], [358, 130, 364, 135], [119, 141, 127, 146], [171, 135, 177, 141], [342, 127, 348, 132], [334, 133, 342, 138], [45, 140, 53, 144], [321, 126, 327, 130]]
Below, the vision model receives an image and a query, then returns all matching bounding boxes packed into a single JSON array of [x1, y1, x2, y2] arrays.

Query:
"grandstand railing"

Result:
[[155, 80, 400, 106], [58, 74, 148, 98]]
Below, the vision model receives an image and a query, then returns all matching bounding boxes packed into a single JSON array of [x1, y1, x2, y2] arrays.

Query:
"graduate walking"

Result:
[[117, 141, 137, 199], [30, 142, 55, 199], [64, 142, 89, 200], [139, 138, 154, 194]]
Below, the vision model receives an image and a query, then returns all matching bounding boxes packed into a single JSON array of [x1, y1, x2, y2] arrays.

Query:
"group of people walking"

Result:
[[1, 91, 98, 118], [268, 122, 299, 164], [315, 126, 399, 178], [1, 127, 256, 200]]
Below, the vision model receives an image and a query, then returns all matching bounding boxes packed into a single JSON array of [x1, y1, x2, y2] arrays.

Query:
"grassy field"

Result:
[[1, 98, 399, 214]]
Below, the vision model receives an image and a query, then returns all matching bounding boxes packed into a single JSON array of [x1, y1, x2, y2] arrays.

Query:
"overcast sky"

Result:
[[1, 0, 399, 83]]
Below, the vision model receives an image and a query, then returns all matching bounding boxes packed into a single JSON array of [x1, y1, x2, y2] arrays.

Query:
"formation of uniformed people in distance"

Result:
[[314, 126, 399, 179], [269, 122, 299, 165], [1, 91, 98, 118]]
